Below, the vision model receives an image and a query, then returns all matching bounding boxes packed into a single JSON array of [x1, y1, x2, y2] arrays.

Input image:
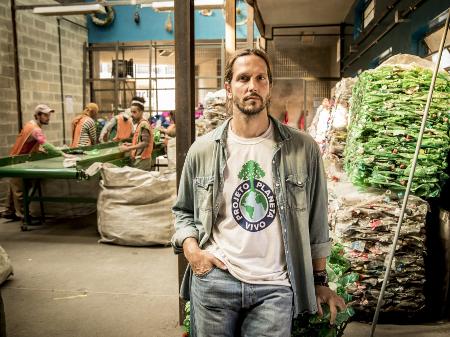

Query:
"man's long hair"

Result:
[[224, 48, 273, 86], [224, 48, 273, 114]]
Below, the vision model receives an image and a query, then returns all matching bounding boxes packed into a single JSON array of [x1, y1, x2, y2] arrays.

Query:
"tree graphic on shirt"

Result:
[[238, 160, 265, 191], [238, 160, 267, 220]]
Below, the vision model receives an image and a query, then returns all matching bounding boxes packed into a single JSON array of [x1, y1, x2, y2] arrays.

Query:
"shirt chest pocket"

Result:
[[285, 174, 308, 212], [195, 176, 214, 211]]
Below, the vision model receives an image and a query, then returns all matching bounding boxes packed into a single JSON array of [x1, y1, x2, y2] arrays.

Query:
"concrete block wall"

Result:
[[15, 0, 88, 146], [0, 0, 88, 202], [266, 39, 336, 126]]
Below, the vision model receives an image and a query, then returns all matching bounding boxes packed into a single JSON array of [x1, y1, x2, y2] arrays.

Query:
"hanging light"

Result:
[[33, 4, 106, 16], [142, 0, 224, 12]]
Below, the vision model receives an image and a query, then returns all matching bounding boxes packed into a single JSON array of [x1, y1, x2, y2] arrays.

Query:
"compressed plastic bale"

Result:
[[328, 179, 428, 315], [344, 57, 450, 198]]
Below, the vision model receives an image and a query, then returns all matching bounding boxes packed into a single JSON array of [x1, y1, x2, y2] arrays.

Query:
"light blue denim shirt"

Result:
[[172, 116, 331, 316]]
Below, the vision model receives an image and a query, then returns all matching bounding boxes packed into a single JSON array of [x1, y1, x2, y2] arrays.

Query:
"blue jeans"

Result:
[[190, 267, 293, 337]]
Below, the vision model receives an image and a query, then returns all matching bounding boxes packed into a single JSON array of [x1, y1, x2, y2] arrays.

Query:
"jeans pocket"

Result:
[[193, 266, 216, 279]]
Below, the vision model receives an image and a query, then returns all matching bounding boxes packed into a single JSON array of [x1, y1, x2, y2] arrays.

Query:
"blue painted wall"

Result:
[[87, 4, 258, 43], [342, 0, 449, 77]]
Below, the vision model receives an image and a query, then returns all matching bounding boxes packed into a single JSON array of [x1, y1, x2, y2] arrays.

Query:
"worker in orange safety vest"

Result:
[[70, 103, 98, 148], [1, 104, 67, 221], [119, 97, 153, 171], [99, 110, 133, 143]]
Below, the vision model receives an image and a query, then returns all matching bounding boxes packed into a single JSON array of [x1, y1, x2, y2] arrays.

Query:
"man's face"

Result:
[[225, 55, 271, 116], [130, 106, 142, 123], [37, 113, 50, 125]]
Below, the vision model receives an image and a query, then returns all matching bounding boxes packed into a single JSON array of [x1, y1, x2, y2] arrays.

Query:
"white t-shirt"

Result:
[[205, 121, 290, 286]]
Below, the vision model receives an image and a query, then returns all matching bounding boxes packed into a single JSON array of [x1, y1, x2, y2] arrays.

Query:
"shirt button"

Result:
[[276, 183, 280, 187], [272, 160, 275, 164], [280, 206, 284, 210]]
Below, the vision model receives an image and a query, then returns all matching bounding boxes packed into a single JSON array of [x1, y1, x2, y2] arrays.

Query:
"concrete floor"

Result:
[[0, 215, 181, 337], [0, 215, 449, 337]]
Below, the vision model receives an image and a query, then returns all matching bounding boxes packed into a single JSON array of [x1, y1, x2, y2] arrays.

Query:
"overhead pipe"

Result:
[[57, 18, 66, 144], [369, 7, 450, 337], [10, 0, 23, 132], [15, 1, 160, 10], [56, 17, 88, 145], [272, 33, 352, 37], [267, 23, 352, 41]]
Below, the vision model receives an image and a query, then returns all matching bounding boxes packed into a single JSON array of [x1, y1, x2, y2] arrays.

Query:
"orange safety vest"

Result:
[[131, 119, 153, 160], [10, 121, 41, 156], [113, 114, 133, 141], [70, 115, 91, 148]]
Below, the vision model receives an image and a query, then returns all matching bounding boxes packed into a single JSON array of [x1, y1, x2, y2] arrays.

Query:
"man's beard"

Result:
[[233, 93, 270, 116]]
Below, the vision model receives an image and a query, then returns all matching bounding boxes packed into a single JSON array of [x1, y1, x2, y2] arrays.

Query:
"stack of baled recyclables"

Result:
[[345, 56, 450, 197], [329, 55, 450, 319]]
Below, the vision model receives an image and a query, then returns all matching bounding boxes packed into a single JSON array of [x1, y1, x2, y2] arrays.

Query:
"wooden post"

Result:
[[175, 0, 195, 326], [225, 0, 236, 58], [246, 3, 254, 49]]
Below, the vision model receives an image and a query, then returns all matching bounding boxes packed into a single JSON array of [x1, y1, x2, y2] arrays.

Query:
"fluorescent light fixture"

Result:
[[142, 0, 224, 12], [33, 4, 106, 16]]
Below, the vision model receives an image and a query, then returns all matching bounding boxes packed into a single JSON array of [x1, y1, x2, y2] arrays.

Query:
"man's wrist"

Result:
[[313, 269, 329, 287], [182, 237, 200, 261]]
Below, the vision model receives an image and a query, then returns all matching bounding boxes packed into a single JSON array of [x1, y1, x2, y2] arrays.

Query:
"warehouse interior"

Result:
[[0, 0, 450, 336]]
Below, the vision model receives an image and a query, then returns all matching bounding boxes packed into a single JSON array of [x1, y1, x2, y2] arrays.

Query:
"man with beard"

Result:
[[119, 97, 153, 170], [172, 49, 345, 336], [1, 104, 67, 221]]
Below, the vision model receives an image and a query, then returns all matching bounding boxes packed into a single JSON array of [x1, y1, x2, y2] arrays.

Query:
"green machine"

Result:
[[0, 141, 164, 230]]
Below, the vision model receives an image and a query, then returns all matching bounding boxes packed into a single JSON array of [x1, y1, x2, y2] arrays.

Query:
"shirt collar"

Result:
[[213, 115, 290, 144]]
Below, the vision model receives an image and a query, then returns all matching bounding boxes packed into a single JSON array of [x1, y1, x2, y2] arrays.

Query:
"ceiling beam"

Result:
[[246, 0, 265, 38]]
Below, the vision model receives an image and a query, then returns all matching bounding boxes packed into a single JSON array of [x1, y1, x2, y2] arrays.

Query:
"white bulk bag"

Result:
[[0, 246, 13, 285], [97, 164, 175, 246]]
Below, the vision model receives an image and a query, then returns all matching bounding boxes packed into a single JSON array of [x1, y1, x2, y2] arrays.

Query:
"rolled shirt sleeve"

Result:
[[171, 151, 199, 254], [307, 142, 331, 259]]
